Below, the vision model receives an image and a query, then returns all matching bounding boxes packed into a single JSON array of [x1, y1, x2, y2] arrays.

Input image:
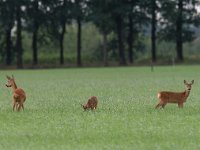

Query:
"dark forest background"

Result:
[[0, 0, 200, 68]]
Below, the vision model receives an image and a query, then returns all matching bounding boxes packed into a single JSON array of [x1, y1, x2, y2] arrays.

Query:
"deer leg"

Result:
[[21, 104, 24, 111], [12, 103, 16, 111], [155, 102, 162, 109], [12, 100, 17, 111], [155, 103, 160, 109], [178, 103, 184, 108], [155, 100, 165, 109], [17, 105, 20, 111], [18, 103, 24, 111], [162, 103, 167, 109], [91, 105, 95, 110]]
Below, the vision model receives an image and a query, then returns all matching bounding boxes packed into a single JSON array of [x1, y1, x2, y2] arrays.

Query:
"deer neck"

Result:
[[12, 82, 17, 91], [184, 90, 190, 98]]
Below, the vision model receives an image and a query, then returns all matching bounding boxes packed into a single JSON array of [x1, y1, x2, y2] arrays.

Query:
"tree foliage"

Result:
[[0, 0, 199, 67]]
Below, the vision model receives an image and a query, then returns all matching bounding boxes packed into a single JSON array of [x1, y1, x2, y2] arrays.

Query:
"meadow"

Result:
[[0, 66, 200, 150]]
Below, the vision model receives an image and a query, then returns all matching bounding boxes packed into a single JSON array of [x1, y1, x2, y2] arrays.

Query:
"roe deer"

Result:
[[82, 96, 98, 111], [6, 75, 26, 111], [155, 80, 194, 109]]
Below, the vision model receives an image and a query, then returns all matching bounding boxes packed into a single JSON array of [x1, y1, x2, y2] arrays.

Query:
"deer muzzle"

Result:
[[6, 84, 11, 87]]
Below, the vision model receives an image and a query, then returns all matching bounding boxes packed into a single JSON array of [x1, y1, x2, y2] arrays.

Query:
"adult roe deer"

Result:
[[82, 96, 98, 111], [155, 80, 194, 109], [6, 75, 26, 111]]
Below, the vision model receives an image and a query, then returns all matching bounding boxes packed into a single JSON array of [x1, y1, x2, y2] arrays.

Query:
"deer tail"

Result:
[[157, 92, 161, 99]]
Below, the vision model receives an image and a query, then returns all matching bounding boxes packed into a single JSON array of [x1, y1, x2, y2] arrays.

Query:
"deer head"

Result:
[[6, 75, 15, 88], [184, 80, 194, 91], [81, 104, 88, 111]]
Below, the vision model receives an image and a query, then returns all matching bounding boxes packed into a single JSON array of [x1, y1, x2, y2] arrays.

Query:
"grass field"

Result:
[[0, 66, 200, 150]]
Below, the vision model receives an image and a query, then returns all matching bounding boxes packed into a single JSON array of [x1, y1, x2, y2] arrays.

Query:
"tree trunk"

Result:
[[5, 27, 12, 65], [77, 17, 82, 66], [59, 0, 67, 65], [116, 15, 126, 65], [16, 3, 23, 68], [32, 1, 39, 65], [176, 0, 183, 61], [103, 32, 108, 66], [128, 14, 133, 64], [151, 0, 157, 63], [60, 20, 66, 65], [32, 21, 39, 65]]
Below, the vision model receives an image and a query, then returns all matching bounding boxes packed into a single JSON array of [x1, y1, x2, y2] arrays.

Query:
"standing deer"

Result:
[[6, 75, 26, 111], [82, 96, 98, 111], [155, 80, 194, 109]]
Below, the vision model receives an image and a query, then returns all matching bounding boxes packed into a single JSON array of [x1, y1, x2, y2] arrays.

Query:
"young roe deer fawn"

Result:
[[155, 80, 194, 109], [6, 75, 26, 111], [82, 96, 98, 111]]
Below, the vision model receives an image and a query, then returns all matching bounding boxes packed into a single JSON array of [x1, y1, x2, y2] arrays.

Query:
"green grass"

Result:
[[0, 66, 200, 150]]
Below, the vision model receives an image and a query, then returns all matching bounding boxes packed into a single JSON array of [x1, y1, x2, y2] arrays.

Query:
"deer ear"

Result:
[[184, 80, 187, 84], [191, 80, 194, 84], [6, 75, 11, 80]]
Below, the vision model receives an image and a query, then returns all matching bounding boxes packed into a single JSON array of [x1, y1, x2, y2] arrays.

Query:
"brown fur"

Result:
[[155, 80, 194, 109], [82, 96, 98, 111], [6, 75, 26, 111]]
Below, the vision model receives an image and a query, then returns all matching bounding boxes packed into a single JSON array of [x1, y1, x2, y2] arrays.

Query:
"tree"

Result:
[[15, 1, 24, 68], [46, 0, 71, 65], [128, 10, 134, 64], [111, 0, 129, 65], [159, 0, 200, 61], [176, 0, 183, 61], [0, 0, 15, 65], [26, 0, 43, 65], [88, 0, 114, 66], [137, 0, 157, 63], [151, 0, 157, 63], [59, 0, 68, 65], [72, 0, 87, 66], [126, 0, 147, 64]]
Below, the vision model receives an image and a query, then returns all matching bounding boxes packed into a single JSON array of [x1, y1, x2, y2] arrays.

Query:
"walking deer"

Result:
[[155, 80, 194, 109], [82, 96, 98, 111], [6, 75, 26, 111]]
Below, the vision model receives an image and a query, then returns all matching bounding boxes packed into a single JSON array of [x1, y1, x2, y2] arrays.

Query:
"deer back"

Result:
[[158, 91, 187, 103], [13, 88, 26, 102], [88, 96, 98, 107]]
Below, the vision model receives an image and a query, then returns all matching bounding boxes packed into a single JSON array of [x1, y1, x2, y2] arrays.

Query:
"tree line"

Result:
[[0, 0, 199, 68]]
